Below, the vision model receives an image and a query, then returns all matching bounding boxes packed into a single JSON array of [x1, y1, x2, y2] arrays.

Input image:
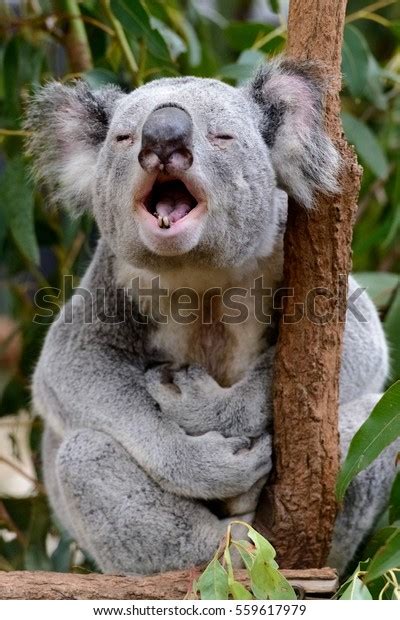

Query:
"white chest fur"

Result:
[[117, 252, 282, 386]]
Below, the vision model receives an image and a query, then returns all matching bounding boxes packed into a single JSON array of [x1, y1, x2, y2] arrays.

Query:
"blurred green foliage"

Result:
[[0, 0, 399, 588]]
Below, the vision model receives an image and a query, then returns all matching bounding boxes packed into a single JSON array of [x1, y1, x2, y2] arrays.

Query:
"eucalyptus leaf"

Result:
[[336, 382, 400, 502], [25, 495, 52, 571], [250, 556, 296, 600], [339, 576, 372, 600], [112, 0, 171, 62], [366, 528, 400, 582], [0, 156, 39, 265], [361, 526, 399, 563], [230, 580, 253, 600], [246, 523, 278, 568], [342, 25, 370, 98], [224, 22, 275, 52], [385, 287, 400, 382], [233, 540, 255, 572], [352, 272, 399, 309], [197, 557, 229, 600], [342, 112, 389, 179]]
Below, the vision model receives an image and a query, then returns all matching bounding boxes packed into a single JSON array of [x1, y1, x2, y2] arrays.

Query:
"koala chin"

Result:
[[26, 58, 397, 576]]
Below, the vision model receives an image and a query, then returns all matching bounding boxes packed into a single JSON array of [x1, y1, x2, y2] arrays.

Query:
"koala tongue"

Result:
[[152, 180, 196, 224], [169, 201, 192, 223], [154, 200, 192, 223], [154, 200, 174, 217]]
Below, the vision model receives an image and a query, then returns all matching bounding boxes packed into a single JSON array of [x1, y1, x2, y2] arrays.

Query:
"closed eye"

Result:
[[208, 133, 235, 148], [116, 134, 134, 143]]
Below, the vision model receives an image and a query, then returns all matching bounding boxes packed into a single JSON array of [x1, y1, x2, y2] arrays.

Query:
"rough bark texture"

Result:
[[255, 0, 362, 567], [0, 568, 338, 600]]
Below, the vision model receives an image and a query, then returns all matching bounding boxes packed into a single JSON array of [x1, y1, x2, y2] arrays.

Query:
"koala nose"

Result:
[[138, 106, 193, 173]]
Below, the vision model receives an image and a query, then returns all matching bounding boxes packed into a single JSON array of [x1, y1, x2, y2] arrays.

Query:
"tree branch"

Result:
[[255, 0, 362, 568], [0, 569, 338, 600], [54, 0, 93, 73]]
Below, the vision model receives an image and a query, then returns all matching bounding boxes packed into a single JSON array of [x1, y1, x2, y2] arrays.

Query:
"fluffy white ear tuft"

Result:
[[25, 81, 122, 214], [249, 58, 340, 208]]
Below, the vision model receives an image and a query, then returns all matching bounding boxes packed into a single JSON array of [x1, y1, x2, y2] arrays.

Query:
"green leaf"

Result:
[[342, 112, 389, 179], [267, 0, 280, 13], [385, 286, 400, 382], [352, 272, 399, 309], [232, 540, 255, 572], [334, 561, 370, 599], [342, 25, 370, 99], [230, 580, 253, 600], [389, 473, 400, 524], [339, 576, 372, 599], [112, 0, 171, 62], [25, 495, 52, 571], [179, 18, 201, 67], [224, 22, 275, 52], [365, 528, 400, 582], [362, 526, 398, 562], [0, 156, 39, 265], [150, 17, 186, 61], [243, 524, 295, 600], [197, 557, 229, 600], [336, 382, 400, 502], [250, 558, 296, 600], [246, 524, 278, 568]]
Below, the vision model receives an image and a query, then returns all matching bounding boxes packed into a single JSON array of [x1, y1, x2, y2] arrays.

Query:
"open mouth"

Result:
[[144, 179, 198, 229]]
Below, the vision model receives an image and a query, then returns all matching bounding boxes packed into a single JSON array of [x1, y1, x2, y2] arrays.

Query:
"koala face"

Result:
[[93, 78, 277, 269], [26, 59, 339, 272]]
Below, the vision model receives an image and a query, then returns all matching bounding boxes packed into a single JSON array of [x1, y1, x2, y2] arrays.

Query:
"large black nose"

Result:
[[138, 106, 193, 173]]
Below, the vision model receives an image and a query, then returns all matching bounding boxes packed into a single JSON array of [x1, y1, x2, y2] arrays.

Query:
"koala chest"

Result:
[[151, 311, 266, 387], [117, 259, 279, 387]]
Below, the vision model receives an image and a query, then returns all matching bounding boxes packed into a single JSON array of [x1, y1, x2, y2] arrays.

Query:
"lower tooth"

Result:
[[158, 215, 163, 228], [162, 216, 170, 228]]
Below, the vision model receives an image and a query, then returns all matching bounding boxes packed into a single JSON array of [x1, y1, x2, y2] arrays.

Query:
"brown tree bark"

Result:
[[255, 0, 362, 567], [0, 569, 338, 600]]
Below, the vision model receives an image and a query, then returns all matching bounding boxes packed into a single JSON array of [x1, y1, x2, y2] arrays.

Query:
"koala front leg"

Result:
[[34, 319, 272, 502], [145, 349, 275, 438], [44, 427, 228, 575]]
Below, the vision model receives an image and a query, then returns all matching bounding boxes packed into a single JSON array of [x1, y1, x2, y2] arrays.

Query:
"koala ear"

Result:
[[25, 81, 122, 214], [249, 58, 340, 208]]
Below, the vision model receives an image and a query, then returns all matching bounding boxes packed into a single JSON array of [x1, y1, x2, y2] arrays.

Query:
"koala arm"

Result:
[[145, 348, 274, 438], [33, 297, 271, 502]]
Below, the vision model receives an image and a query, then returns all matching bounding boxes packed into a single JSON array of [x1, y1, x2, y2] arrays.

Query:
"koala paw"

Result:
[[180, 431, 273, 499], [145, 363, 226, 435]]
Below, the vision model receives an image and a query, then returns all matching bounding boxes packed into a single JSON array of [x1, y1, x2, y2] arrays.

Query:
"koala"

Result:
[[26, 58, 398, 576]]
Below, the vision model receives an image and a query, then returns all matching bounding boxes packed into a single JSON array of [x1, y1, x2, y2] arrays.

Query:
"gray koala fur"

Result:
[[26, 58, 398, 576]]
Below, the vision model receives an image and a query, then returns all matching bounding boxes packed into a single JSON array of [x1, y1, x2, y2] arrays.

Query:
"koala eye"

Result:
[[115, 134, 134, 144], [208, 133, 235, 148]]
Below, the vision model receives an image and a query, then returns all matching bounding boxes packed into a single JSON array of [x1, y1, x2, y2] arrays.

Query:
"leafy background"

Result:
[[0, 0, 399, 598]]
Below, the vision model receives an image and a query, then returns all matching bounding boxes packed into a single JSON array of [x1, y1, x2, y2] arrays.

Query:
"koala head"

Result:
[[26, 59, 339, 272]]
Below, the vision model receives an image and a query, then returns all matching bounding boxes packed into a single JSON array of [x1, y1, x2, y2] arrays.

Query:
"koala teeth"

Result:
[[157, 215, 171, 229]]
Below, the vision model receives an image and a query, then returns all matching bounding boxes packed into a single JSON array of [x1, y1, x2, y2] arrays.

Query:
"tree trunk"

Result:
[[0, 569, 338, 600], [255, 0, 362, 568]]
